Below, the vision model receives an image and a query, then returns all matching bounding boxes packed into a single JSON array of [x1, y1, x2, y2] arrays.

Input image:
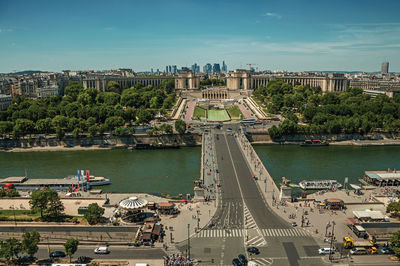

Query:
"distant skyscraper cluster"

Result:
[[381, 61, 389, 75], [165, 65, 178, 74], [165, 61, 228, 74]]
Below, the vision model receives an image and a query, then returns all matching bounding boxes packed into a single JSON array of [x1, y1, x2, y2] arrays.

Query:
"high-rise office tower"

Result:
[[222, 61, 227, 72], [172, 65, 177, 74], [381, 62, 389, 74], [203, 63, 212, 74], [191, 63, 199, 73], [213, 63, 221, 73]]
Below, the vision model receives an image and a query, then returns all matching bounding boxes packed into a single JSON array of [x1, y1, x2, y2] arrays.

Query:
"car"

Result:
[[247, 246, 260, 255], [49, 251, 66, 258], [380, 247, 394, 254], [238, 254, 248, 265], [318, 248, 334, 255], [232, 258, 243, 266], [350, 247, 367, 255], [291, 222, 297, 227], [94, 246, 109, 254], [76, 256, 91, 263]]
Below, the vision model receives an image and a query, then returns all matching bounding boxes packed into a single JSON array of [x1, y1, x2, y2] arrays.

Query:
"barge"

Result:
[[299, 179, 342, 190], [364, 169, 400, 186], [0, 174, 110, 191], [300, 140, 329, 147]]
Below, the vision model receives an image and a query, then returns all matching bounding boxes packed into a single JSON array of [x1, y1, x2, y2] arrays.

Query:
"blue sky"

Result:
[[1, 0, 400, 73]]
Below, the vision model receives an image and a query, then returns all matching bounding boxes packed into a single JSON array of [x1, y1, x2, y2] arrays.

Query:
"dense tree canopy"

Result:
[[255, 80, 400, 138], [0, 81, 176, 138]]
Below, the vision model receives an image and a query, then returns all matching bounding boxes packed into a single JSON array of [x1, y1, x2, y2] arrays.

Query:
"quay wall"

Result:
[[245, 132, 400, 145], [0, 133, 202, 150]]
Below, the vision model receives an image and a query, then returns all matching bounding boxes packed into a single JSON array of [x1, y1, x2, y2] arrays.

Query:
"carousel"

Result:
[[119, 196, 148, 223]]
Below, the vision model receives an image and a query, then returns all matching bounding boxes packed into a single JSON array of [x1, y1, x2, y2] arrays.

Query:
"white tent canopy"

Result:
[[119, 196, 148, 210]]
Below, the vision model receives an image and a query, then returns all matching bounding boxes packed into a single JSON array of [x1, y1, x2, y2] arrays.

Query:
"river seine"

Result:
[[1, 145, 400, 196], [0, 148, 201, 196], [254, 145, 400, 186]]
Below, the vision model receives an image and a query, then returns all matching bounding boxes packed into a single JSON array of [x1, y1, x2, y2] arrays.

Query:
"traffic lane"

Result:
[[214, 134, 243, 227], [36, 245, 166, 260], [225, 134, 290, 229], [0, 226, 137, 233]]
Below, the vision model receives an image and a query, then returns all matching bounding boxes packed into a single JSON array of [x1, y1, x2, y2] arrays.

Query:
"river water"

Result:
[[0, 148, 201, 197], [254, 145, 400, 186], [1, 145, 399, 196]]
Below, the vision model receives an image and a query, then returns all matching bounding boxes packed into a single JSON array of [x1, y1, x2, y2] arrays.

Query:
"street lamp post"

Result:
[[187, 224, 191, 259], [10, 205, 16, 226], [329, 221, 336, 261], [325, 222, 331, 237]]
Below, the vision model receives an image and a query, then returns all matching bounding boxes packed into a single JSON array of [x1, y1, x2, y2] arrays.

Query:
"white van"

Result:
[[135, 264, 150, 266], [94, 246, 109, 254]]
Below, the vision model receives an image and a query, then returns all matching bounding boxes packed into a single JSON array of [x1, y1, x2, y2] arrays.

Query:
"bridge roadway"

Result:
[[184, 129, 325, 266]]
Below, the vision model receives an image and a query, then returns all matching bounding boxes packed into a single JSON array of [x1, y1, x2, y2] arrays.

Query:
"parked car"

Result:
[[318, 248, 334, 255], [291, 222, 297, 227], [380, 247, 394, 254], [94, 246, 110, 254], [49, 251, 66, 258], [350, 247, 367, 255], [76, 256, 91, 263], [232, 258, 243, 266], [238, 254, 248, 265], [247, 246, 260, 255]]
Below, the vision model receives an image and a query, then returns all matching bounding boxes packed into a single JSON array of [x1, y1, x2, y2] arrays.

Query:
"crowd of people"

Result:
[[163, 254, 193, 265]]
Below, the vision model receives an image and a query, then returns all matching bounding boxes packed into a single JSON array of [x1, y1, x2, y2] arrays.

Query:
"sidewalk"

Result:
[[235, 131, 400, 265]]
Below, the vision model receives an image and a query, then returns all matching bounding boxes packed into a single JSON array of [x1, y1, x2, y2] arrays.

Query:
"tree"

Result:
[[56, 126, 65, 141], [64, 81, 83, 101], [387, 201, 400, 218], [35, 118, 52, 134], [46, 189, 65, 218], [29, 190, 48, 219], [88, 125, 98, 137], [159, 123, 173, 134], [175, 119, 186, 134], [105, 81, 121, 94], [0, 238, 22, 261], [84, 203, 105, 225], [389, 230, 400, 256], [0, 121, 13, 138], [268, 125, 282, 139], [64, 238, 79, 262], [29, 188, 64, 220], [104, 116, 125, 131], [22, 230, 40, 258], [72, 128, 81, 139], [137, 109, 153, 124]]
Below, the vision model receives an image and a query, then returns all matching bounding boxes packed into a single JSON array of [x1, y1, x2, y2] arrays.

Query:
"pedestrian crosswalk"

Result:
[[243, 205, 257, 229], [261, 228, 311, 237], [245, 235, 265, 247], [251, 258, 274, 265], [195, 229, 243, 238], [194, 228, 311, 238]]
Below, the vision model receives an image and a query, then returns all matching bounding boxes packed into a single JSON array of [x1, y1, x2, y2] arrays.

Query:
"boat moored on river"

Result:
[[299, 179, 342, 190], [300, 140, 329, 147], [0, 173, 111, 191]]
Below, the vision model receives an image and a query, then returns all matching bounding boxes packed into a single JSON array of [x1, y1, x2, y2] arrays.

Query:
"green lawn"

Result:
[[193, 106, 206, 119], [208, 109, 230, 121], [228, 106, 243, 118]]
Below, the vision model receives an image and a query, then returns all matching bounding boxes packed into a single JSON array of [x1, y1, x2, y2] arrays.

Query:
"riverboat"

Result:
[[0, 173, 111, 191], [300, 140, 329, 146], [299, 179, 342, 190]]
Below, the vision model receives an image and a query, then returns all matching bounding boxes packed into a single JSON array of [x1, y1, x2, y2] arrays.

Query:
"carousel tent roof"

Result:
[[119, 196, 148, 210]]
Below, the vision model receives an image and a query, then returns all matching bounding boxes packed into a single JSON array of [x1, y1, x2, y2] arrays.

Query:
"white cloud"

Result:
[[263, 12, 282, 19], [0, 28, 13, 33]]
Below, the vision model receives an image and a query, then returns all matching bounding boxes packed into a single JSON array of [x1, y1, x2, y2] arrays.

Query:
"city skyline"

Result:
[[0, 0, 400, 73]]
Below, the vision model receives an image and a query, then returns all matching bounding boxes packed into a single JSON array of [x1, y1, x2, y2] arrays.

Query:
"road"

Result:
[[35, 245, 165, 261], [184, 128, 325, 266]]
